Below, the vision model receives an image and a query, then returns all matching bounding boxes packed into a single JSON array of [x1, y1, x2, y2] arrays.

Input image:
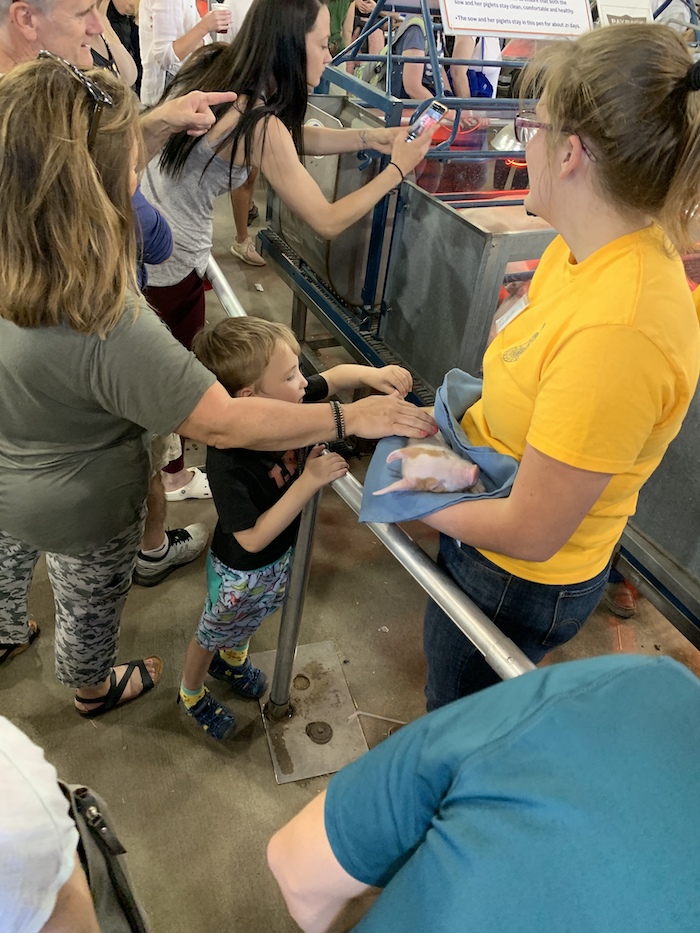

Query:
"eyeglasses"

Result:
[[38, 50, 113, 150], [514, 112, 596, 161], [513, 113, 551, 145]]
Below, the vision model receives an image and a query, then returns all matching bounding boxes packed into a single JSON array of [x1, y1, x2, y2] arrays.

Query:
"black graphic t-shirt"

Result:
[[207, 374, 328, 572]]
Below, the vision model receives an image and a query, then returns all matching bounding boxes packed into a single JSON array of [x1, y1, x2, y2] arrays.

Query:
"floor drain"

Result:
[[293, 674, 310, 691]]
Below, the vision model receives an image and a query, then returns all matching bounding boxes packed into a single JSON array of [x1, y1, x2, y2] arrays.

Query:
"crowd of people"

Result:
[[1, 0, 700, 929], [0, 0, 437, 718]]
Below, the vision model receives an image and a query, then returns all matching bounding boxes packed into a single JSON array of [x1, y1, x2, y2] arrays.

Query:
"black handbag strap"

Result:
[[71, 786, 149, 933], [74, 788, 127, 856]]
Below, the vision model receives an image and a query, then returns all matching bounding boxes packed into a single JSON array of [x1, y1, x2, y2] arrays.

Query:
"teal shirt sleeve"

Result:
[[325, 709, 452, 888], [323, 663, 553, 887], [324, 656, 700, 933]]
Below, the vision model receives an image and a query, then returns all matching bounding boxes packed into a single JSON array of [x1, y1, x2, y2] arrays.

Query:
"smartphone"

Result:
[[406, 101, 449, 141]]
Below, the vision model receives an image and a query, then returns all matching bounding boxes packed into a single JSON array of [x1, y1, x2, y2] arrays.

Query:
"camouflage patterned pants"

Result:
[[0, 509, 145, 688]]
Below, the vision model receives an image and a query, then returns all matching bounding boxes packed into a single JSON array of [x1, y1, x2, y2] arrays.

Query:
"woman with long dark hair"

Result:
[[141, 0, 437, 498]]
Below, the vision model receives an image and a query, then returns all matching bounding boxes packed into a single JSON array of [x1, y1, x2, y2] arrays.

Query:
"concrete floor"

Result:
[[3, 186, 700, 932]]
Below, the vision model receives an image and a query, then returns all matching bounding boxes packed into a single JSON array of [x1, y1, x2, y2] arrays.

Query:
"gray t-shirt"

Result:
[[0, 296, 215, 555], [142, 136, 249, 286]]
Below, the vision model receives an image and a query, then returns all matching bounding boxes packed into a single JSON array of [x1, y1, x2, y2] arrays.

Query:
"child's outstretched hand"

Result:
[[301, 446, 348, 492], [362, 365, 413, 398]]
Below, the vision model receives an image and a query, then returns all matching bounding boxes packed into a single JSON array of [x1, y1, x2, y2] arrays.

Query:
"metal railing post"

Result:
[[265, 492, 321, 719]]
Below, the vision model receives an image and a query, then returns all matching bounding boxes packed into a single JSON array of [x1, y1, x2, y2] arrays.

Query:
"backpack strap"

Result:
[[388, 14, 427, 50], [358, 14, 429, 89]]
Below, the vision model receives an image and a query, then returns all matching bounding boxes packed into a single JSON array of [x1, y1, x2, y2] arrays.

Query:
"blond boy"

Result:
[[179, 317, 412, 738]]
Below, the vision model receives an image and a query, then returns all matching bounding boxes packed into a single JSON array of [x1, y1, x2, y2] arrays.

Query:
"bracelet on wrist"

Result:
[[359, 129, 368, 150], [388, 160, 405, 185], [329, 400, 346, 443]]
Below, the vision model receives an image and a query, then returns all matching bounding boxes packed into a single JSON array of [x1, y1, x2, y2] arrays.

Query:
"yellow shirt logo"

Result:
[[503, 328, 543, 362]]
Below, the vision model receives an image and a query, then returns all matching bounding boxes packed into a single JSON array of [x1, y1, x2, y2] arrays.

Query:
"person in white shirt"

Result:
[[0, 717, 99, 933], [139, 0, 231, 106]]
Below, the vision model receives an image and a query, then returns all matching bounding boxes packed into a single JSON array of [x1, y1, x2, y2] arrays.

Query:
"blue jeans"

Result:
[[423, 536, 611, 711]]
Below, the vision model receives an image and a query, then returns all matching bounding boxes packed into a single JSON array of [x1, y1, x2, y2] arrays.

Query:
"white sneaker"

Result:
[[133, 524, 209, 587], [230, 236, 266, 267]]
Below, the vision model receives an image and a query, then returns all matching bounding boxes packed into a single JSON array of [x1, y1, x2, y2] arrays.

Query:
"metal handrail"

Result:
[[206, 254, 247, 317], [331, 470, 535, 681], [265, 466, 534, 719]]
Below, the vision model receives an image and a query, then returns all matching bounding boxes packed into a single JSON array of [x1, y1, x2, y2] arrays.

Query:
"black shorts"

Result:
[[353, 11, 369, 31]]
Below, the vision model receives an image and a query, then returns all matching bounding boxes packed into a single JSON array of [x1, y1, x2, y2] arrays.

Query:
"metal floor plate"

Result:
[[251, 641, 368, 784]]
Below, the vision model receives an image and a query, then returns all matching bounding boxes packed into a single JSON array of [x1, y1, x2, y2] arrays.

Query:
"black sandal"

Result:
[[75, 657, 163, 718], [0, 621, 40, 667]]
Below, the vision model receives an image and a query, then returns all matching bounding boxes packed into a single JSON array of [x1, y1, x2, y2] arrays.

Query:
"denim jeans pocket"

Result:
[[541, 570, 609, 649], [449, 540, 511, 581], [442, 539, 513, 621]]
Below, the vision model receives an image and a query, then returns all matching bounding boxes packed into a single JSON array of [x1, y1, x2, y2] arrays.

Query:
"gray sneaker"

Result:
[[133, 524, 208, 587]]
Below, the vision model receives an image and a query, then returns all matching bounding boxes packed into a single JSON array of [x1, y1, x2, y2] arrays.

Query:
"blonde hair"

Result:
[[520, 24, 700, 252], [192, 317, 300, 395], [0, 59, 140, 336]]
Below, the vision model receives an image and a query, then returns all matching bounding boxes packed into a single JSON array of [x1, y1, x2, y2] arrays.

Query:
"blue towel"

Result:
[[359, 369, 519, 524]]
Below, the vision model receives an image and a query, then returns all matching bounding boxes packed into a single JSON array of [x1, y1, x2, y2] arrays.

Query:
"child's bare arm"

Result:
[[321, 364, 413, 399], [234, 449, 348, 554]]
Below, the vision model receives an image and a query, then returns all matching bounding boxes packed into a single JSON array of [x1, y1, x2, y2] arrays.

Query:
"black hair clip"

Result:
[[685, 60, 700, 92]]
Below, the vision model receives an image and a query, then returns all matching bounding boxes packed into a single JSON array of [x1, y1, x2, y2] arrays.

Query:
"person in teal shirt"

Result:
[[268, 654, 700, 932]]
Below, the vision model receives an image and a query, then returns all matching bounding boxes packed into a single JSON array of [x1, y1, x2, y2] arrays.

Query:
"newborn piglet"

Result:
[[373, 432, 486, 495]]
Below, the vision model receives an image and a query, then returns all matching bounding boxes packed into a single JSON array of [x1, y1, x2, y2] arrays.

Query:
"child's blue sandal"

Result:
[[208, 653, 268, 699], [177, 687, 236, 740]]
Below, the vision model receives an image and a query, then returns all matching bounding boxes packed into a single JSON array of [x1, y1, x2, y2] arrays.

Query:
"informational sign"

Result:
[[439, 0, 594, 39], [597, 0, 653, 26]]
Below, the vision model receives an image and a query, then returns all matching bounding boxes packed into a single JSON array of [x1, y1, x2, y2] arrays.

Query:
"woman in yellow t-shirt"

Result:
[[422, 23, 700, 710]]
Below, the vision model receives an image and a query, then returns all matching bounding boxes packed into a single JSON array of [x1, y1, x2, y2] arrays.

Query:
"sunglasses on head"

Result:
[[38, 50, 113, 150]]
